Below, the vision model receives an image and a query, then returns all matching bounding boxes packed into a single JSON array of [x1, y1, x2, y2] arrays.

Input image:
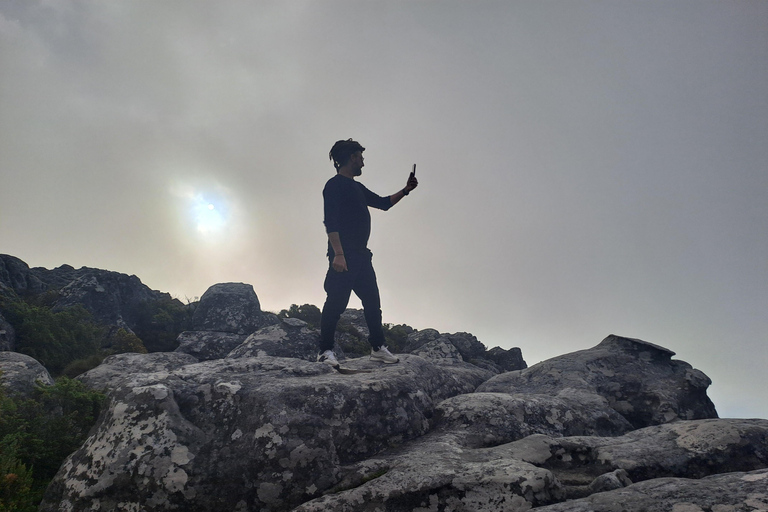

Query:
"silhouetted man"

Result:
[[318, 139, 418, 367]]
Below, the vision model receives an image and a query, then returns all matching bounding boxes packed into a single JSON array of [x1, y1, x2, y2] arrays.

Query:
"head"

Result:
[[329, 139, 365, 173]]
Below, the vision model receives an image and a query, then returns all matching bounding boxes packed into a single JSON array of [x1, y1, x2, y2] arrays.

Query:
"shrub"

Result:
[[0, 300, 103, 376], [278, 304, 322, 328], [60, 354, 105, 379], [132, 297, 193, 353], [0, 375, 105, 509], [109, 328, 147, 355]]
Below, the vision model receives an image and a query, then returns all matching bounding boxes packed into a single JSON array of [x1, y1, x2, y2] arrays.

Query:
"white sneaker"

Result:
[[317, 350, 339, 367], [370, 345, 399, 364]]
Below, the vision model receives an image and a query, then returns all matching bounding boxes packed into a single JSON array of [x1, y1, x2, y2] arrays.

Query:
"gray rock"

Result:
[[489, 418, 768, 499], [485, 345, 527, 372], [293, 442, 566, 512], [294, 417, 768, 512], [0, 311, 15, 351], [40, 355, 491, 512], [339, 308, 369, 338], [410, 337, 465, 364], [0, 254, 47, 294], [55, 269, 162, 325], [405, 329, 486, 361], [587, 469, 632, 494], [435, 391, 634, 448], [534, 468, 768, 512], [77, 352, 199, 391], [478, 334, 717, 428], [0, 351, 54, 396], [192, 283, 275, 334], [174, 331, 248, 360], [228, 318, 346, 361]]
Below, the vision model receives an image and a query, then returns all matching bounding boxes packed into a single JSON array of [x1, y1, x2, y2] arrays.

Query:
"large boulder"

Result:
[[0, 351, 54, 396], [191, 282, 276, 335], [478, 334, 717, 428], [0, 311, 15, 351], [40, 355, 491, 512], [485, 345, 527, 372]]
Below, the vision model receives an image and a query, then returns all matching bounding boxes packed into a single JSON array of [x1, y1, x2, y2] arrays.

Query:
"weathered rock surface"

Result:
[[478, 334, 717, 428], [293, 418, 768, 511], [54, 267, 173, 327], [77, 352, 199, 391], [1, 255, 189, 349], [227, 318, 347, 361], [0, 351, 54, 396], [0, 254, 47, 295], [406, 328, 527, 373], [535, 468, 768, 512], [41, 354, 492, 512], [191, 282, 276, 334], [42, 330, 737, 512], [174, 331, 248, 360], [434, 391, 634, 448], [0, 311, 15, 351]]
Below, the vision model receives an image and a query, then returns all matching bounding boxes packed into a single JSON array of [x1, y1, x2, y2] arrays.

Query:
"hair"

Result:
[[329, 139, 365, 170]]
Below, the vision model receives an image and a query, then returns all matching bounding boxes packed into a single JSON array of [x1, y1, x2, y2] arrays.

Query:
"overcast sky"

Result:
[[1, 1, 766, 419]]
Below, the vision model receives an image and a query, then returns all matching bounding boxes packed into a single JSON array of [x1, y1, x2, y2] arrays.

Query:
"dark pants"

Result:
[[320, 250, 386, 352]]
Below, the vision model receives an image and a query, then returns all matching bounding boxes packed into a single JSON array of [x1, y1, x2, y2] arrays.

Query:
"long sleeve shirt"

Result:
[[323, 174, 392, 256]]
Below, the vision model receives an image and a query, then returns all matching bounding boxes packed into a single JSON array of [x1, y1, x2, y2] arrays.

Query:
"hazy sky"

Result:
[[1, 1, 766, 419]]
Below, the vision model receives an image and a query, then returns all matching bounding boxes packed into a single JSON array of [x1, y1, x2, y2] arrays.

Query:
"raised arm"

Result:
[[389, 169, 419, 206]]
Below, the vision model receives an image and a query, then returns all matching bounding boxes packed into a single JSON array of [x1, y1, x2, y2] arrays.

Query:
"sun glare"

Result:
[[170, 179, 234, 240]]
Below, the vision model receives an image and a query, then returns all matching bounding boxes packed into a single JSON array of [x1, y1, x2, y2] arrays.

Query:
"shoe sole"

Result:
[[370, 355, 399, 364]]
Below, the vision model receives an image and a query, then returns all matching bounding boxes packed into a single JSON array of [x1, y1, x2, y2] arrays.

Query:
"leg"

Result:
[[352, 256, 386, 351], [320, 265, 354, 352]]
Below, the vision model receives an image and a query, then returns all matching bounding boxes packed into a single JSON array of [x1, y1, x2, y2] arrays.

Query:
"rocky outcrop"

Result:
[[0, 254, 48, 295], [41, 330, 738, 512], [173, 283, 281, 360], [42, 354, 491, 512], [191, 282, 275, 334], [405, 328, 527, 373], [228, 317, 347, 361], [76, 352, 199, 391], [1, 255, 189, 351], [534, 468, 768, 512], [478, 334, 717, 428], [0, 351, 54, 396], [174, 331, 249, 361], [53, 267, 173, 328], [0, 311, 15, 351]]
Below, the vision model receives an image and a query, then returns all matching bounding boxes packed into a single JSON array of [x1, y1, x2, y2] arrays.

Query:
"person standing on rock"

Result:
[[318, 139, 418, 367]]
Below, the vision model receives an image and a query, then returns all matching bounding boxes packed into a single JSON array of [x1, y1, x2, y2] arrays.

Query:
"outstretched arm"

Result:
[[389, 170, 419, 206]]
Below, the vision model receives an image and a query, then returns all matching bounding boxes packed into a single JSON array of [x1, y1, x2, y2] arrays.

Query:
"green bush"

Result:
[[0, 441, 36, 512], [59, 354, 105, 379], [382, 324, 412, 353], [132, 297, 193, 353], [109, 328, 147, 355], [0, 300, 103, 376], [0, 375, 106, 509], [278, 304, 322, 328]]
